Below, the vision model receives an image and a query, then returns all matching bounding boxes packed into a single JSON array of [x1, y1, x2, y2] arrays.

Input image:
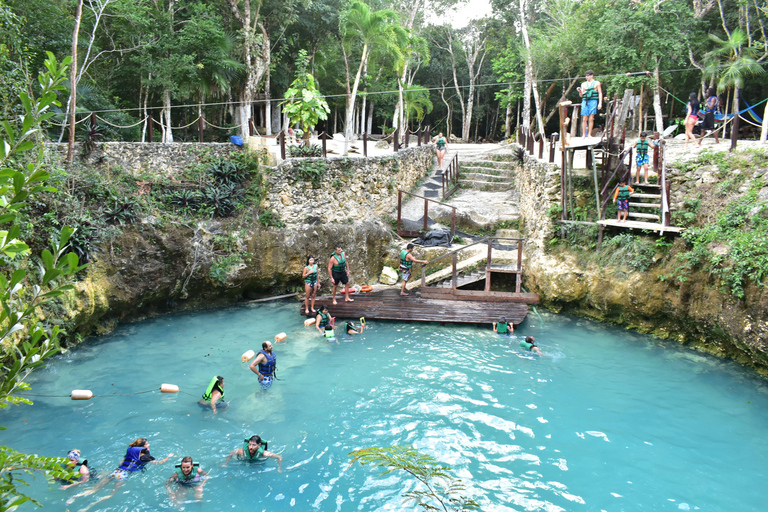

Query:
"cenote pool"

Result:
[[2, 302, 767, 511]]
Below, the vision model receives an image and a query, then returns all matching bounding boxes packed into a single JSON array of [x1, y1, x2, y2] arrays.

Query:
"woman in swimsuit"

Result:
[[434, 132, 448, 169], [685, 92, 700, 146], [302, 255, 320, 314]]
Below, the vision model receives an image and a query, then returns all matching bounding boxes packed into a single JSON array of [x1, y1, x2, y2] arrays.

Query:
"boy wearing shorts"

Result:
[[612, 180, 634, 223]]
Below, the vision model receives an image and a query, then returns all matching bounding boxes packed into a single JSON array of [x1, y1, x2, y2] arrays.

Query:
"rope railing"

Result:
[[151, 115, 201, 130], [95, 114, 147, 129]]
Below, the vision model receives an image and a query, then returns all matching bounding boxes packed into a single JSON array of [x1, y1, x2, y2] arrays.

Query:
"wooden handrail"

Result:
[[442, 153, 460, 199], [420, 237, 526, 291], [396, 190, 457, 238]]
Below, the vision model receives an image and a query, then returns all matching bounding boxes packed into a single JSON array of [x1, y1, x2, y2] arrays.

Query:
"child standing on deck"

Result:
[[632, 132, 659, 185], [612, 180, 634, 223]]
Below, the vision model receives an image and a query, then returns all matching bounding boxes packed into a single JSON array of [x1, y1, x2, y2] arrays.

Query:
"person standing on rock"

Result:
[[399, 243, 428, 296], [328, 245, 353, 305]]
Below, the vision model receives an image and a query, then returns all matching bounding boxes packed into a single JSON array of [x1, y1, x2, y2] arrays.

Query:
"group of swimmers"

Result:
[[493, 317, 542, 354], [60, 434, 282, 510]]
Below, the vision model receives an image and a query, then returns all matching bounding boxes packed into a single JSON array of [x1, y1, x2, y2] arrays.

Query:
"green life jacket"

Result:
[[637, 139, 649, 156], [175, 463, 201, 484], [617, 185, 631, 201], [318, 311, 331, 328], [331, 252, 346, 273], [201, 377, 225, 402], [520, 340, 534, 351], [400, 249, 412, 269], [497, 322, 509, 334], [325, 328, 335, 339], [583, 81, 599, 101], [241, 442, 266, 461], [304, 264, 317, 284], [436, 137, 446, 149]]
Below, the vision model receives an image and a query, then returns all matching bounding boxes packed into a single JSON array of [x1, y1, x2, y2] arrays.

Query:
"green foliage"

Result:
[[103, 195, 138, 225], [665, 182, 768, 297], [349, 446, 479, 511], [209, 254, 244, 286], [288, 144, 323, 158], [294, 159, 328, 188], [281, 50, 330, 141], [0, 52, 86, 510], [258, 210, 284, 228], [600, 232, 657, 272]]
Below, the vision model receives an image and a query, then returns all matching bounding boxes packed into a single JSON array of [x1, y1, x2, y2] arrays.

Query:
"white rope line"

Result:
[[737, 114, 763, 128], [95, 115, 147, 129], [151, 116, 201, 130], [202, 118, 240, 130], [47, 116, 91, 127]]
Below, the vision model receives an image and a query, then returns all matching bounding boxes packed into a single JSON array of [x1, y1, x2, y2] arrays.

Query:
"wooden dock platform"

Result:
[[301, 288, 533, 326]]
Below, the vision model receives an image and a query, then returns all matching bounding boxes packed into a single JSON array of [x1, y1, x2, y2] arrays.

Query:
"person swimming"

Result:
[[198, 375, 228, 413], [223, 435, 283, 472], [520, 335, 542, 355], [493, 317, 513, 335]]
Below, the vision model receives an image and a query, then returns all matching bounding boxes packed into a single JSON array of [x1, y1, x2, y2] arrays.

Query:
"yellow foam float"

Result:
[[160, 383, 179, 393], [274, 332, 287, 342], [304, 318, 316, 327], [241, 349, 255, 362], [71, 390, 93, 400]]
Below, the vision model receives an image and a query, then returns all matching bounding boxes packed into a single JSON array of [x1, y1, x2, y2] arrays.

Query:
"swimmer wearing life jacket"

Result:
[[345, 321, 363, 335], [66, 438, 173, 511], [324, 325, 337, 342], [493, 317, 514, 336], [315, 305, 334, 335], [166, 456, 208, 502], [224, 435, 283, 472], [520, 335, 542, 355], [198, 375, 228, 413], [58, 449, 91, 490], [249, 341, 277, 390]]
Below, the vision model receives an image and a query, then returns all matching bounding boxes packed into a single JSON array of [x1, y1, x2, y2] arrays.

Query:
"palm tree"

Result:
[[339, 1, 402, 155], [704, 29, 765, 140], [403, 85, 433, 132]]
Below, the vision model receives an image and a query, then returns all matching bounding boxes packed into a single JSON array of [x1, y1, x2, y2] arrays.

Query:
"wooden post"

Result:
[[321, 132, 327, 157], [452, 253, 458, 289], [198, 115, 204, 143], [516, 239, 524, 293], [421, 265, 426, 288], [549, 133, 557, 163], [586, 148, 592, 169], [280, 130, 286, 160], [148, 115, 154, 143], [363, 132, 368, 157], [538, 136, 544, 159], [394, 128, 400, 152], [397, 190, 403, 232], [404, 129, 409, 148], [249, 119, 254, 136], [417, 128, 422, 146], [423, 197, 429, 233], [558, 104, 566, 149], [485, 241, 492, 292], [664, 180, 672, 226], [527, 129, 534, 154], [450, 208, 456, 237]]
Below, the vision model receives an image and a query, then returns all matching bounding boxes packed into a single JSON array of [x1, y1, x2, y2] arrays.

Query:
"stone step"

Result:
[[461, 166, 515, 175], [461, 173, 513, 183], [457, 180, 513, 191], [632, 193, 661, 199], [458, 160, 515, 169], [628, 202, 661, 209]]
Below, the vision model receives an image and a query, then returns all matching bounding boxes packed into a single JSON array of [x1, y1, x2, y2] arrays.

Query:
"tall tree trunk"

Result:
[[67, 0, 84, 164], [265, 69, 272, 135], [652, 63, 665, 133], [344, 44, 368, 155], [367, 101, 374, 134], [505, 92, 513, 138], [520, 0, 533, 130], [531, 77, 545, 139], [162, 88, 173, 142]]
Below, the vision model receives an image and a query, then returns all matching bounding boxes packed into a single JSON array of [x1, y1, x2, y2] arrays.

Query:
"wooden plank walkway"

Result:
[[301, 288, 530, 326], [597, 219, 684, 233]]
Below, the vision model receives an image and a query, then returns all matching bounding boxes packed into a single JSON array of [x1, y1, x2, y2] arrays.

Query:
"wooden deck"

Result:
[[597, 219, 684, 233], [301, 288, 531, 326]]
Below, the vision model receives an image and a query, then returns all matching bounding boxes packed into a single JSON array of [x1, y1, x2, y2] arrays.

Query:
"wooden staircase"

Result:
[[627, 183, 662, 223]]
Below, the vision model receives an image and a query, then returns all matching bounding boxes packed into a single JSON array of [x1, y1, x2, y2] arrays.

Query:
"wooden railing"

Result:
[[419, 237, 526, 293], [396, 190, 456, 238], [442, 153, 460, 199]]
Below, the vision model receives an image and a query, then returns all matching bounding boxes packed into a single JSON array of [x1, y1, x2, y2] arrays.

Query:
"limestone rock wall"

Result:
[[264, 147, 433, 225], [64, 219, 394, 336], [512, 145, 560, 250], [46, 142, 242, 176]]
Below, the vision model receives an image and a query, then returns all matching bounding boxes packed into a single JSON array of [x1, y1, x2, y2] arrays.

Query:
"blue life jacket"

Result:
[[118, 447, 150, 472], [258, 350, 276, 376]]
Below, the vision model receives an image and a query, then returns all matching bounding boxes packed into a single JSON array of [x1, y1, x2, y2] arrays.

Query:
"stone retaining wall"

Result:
[[45, 142, 242, 176], [264, 147, 434, 225], [512, 144, 560, 250]]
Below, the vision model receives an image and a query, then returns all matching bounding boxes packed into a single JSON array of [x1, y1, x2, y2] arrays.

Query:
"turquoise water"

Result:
[[1, 302, 767, 511]]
